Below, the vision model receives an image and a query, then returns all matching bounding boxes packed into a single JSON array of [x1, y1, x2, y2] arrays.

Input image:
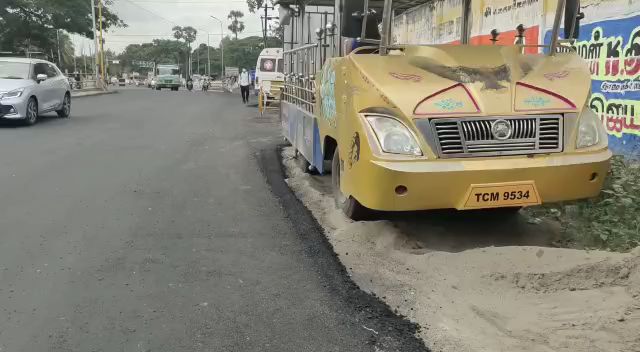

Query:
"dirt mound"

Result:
[[500, 252, 640, 294], [282, 147, 640, 352]]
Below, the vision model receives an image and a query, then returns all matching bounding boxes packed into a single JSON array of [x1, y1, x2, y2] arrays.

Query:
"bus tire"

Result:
[[299, 155, 318, 174], [331, 148, 369, 221]]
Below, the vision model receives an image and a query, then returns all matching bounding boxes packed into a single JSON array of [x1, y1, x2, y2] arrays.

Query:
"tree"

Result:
[[115, 35, 281, 78], [172, 26, 198, 77], [56, 31, 76, 72], [172, 26, 197, 45], [221, 35, 282, 69], [246, 0, 266, 13], [227, 11, 246, 40], [0, 0, 126, 57]]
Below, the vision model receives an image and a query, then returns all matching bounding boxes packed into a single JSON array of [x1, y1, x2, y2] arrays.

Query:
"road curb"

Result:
[[257, 144, 430, 352], [71, 90, 118, 98]]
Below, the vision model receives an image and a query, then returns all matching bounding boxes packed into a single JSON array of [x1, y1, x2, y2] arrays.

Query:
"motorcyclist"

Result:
[[68, 76, 76, 90], [202, 77, 209, 91], [186, 76, 194, 91]]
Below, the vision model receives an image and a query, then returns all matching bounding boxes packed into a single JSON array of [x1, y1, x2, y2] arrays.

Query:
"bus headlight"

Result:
[[576, 109, 604, 149], [365, 115, 422, 156]]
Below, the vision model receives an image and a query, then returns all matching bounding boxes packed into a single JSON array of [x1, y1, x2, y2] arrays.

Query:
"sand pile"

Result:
[[282, 147, 640, 352]]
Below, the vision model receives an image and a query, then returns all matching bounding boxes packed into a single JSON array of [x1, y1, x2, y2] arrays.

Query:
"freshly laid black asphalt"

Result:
[[0, 88, 427, 352]]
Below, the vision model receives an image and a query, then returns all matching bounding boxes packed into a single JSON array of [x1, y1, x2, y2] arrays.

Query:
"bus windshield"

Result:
[[157, 67, 179, 75]]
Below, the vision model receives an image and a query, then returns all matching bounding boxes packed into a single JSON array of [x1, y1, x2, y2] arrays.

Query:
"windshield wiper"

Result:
[[0, 76, 24, 79]]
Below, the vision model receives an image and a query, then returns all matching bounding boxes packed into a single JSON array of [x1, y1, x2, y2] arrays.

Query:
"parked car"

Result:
[[0, 57, 71, 125]]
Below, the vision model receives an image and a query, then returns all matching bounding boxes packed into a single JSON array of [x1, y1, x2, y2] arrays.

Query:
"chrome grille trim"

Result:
[[428, 115, 563, 158]]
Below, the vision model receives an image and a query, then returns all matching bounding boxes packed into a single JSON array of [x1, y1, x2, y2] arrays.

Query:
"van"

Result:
[[254, 48, 284, 98]]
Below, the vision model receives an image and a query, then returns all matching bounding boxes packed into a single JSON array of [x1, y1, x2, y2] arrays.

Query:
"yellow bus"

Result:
[[280, 0, 610, 219]]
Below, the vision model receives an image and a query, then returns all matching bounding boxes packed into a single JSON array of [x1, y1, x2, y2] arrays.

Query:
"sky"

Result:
[[71, 0, 265, 55]]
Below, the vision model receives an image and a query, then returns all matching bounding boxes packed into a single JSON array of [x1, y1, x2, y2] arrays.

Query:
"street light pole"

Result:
[[207, 34, 210, 76], [210, 16, 224, 79]]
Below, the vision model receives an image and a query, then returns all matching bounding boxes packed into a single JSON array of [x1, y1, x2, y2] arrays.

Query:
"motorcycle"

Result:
[[186, 79, 194, 91], [202, 80, 209, 91]]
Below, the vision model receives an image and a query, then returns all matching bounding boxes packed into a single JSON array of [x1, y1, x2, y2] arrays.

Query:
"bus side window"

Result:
[[341, 0, 381, 40]]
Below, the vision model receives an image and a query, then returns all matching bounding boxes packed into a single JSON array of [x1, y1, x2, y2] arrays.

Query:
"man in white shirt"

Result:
[[239, 68, 250, 104]]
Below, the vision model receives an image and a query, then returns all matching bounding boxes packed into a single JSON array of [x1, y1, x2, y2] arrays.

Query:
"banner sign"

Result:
[[544, 15, 640, 155], [132, 60, 154, 68]]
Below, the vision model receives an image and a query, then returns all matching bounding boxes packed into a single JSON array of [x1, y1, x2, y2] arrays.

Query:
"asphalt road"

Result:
[[0, 87, 426, 352]]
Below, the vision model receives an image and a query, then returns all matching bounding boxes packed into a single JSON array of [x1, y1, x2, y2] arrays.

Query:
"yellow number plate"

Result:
[[460, 182, 541, 209]]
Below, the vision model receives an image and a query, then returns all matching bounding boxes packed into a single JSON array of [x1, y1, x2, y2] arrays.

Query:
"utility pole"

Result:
[[187, 44, 191, 79], [260, 3, 277, 48], [90, 0, 100, 81], [207, 34, 211, 76], [82, 45, 87, 74], [98, 0, 106, 86], [89, 47, 93, 73], [56, 29, 62, 68], [264, 4, 268, 46], [72, 36, 77, 72]]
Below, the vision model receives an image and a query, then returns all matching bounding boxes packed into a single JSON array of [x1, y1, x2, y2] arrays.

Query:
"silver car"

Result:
[[0, 58, 71, 125]]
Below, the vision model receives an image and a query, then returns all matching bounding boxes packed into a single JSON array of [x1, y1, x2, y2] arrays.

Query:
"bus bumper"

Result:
[[156, 84, 180, 89], [351, 149, 612, 211]]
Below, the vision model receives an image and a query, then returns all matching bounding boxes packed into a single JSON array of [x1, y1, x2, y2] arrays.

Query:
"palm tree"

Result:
[[56, 31, 76, 72], [172, 25, 198, 77], [227, 10, 245, 40]]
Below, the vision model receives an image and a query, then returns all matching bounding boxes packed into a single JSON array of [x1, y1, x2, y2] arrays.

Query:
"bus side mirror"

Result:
[[564, 0, 583, 39]]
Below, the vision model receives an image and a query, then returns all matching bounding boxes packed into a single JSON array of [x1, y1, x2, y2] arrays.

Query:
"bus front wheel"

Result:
[[331, 148, 370, 221]]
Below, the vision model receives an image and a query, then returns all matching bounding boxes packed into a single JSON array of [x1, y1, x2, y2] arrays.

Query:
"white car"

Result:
[[0, 58, 71, 125]]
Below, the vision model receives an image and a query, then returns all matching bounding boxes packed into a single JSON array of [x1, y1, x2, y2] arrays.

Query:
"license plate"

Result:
[[460, 181, 541, 209]]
